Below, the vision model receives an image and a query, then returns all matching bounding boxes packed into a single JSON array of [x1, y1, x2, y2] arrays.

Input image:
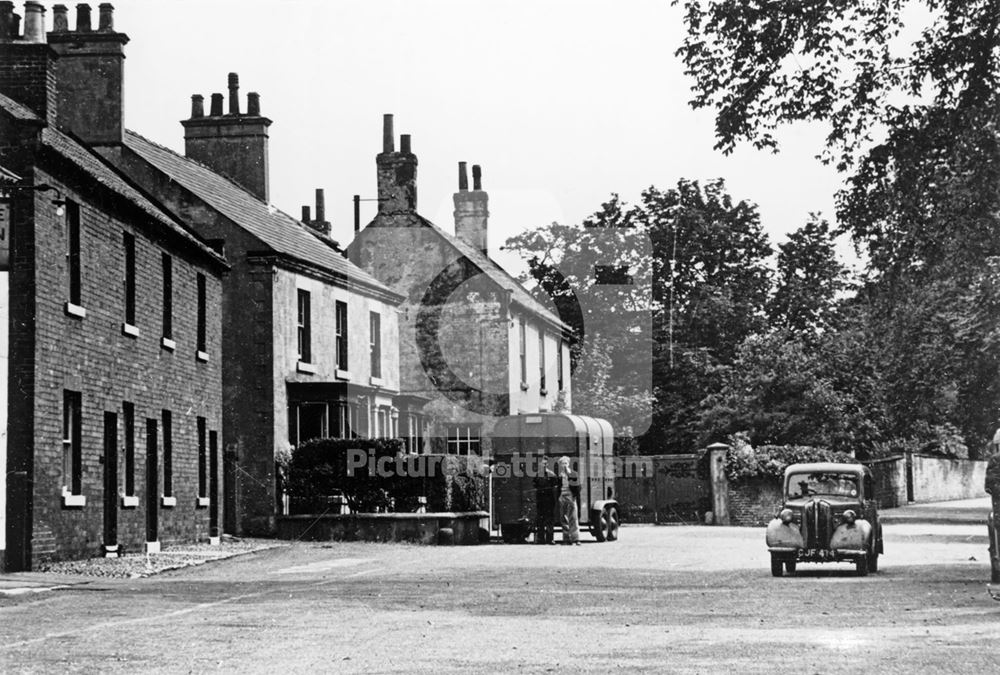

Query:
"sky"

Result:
[[106, 0, 844, 275]]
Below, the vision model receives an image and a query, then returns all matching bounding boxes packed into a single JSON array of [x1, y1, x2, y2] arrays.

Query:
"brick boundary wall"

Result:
[[727, 478, 783, 527]]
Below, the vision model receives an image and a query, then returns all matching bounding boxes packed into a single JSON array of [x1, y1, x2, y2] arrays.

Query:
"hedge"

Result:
[[282, 438, 488, 514], [725, 441, 853, 483]]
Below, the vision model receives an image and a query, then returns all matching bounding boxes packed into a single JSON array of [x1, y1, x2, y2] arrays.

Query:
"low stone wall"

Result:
[[911, 454, 987, 502], [864, 456, 907, 508], [727, 478, 783, 527], [277, 512, 489, 545]]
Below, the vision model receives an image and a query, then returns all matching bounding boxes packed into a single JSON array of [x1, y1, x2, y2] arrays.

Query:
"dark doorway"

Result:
[[209, 430, 219, 537], [223, 445, 237, 535], [145, 418, 158, 543], [103, 411, 119, 551]]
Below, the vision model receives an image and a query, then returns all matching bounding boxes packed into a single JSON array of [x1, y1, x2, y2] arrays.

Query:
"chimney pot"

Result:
[[52, 3, 67, 30], [472, 165, 482, 191], [190, 94, 204, 119], [301, 205, 311, 223], [23, 1, 44, 42], [247, 92, 260, 116], [382, 114, 394, 153], [227, 72, 240, 115], [315, 188, 325, 223], [209, 93, 223, 116], [458, 162, 468, 191], [75, 3, 91, 31], [0, 2, 12, 40], [97, 2, 112, 31], [400, 134, 411, 154]]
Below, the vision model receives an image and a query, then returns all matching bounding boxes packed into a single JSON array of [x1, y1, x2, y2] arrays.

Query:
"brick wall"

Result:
[[8, 165, 223, 569], [727, 478, 783, 527]]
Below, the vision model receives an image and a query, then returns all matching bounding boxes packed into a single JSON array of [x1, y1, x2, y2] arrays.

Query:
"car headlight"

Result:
[[779, 508, 794, 524], [843, 509, 856, 524]]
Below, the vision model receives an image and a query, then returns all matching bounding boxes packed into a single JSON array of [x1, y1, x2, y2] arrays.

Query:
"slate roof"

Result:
[[122, 130, 400, 301], [0, 93, 226, 267], [365, 212, 569, 332]]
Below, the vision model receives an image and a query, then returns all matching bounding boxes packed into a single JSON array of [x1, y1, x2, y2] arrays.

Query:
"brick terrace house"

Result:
[[1, 2, 228, 570], [94, 72, 409, 532], [348, 116, 573, 457]]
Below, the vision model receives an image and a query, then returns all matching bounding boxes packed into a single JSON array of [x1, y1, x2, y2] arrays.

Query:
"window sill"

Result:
[[520, 382, 529, 391], [121, 322, 139, 338], [121, 495, 139, 508], [161, 495, 177, 508], [196, 350, 209, 363], [296, 361, 316, 374], [62, 491, 86, 508], [335, 369, 352, 381], [65, 302, 87, 319], [370, 376, 384, 387], [161, 337, 176, 351], [196, 496, 210, 508]]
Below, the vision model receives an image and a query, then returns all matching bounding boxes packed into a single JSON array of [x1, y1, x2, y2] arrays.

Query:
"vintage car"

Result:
[[766, 462, 883, 577]]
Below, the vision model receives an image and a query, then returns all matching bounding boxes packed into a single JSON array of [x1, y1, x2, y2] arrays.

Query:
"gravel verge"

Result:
[[36, 538, 286, 579]]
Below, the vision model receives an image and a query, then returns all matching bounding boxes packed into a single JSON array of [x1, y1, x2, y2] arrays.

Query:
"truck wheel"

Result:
[[606, 506, 620, 542], [855, 555, 869, 577], [784, 560, 796, 574], [593, 509, 609, 542], [770, 554, 783, 577]]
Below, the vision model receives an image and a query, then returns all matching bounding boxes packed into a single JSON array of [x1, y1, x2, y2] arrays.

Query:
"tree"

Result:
[[676, 0, 1000, 166], [767, 217, 845, 337], [504, 179, 773, 452], [698, 330, 861, 453]]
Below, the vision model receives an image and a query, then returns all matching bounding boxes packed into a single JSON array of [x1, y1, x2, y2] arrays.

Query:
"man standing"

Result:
[[534, 455, 557, 545], [986, 422, 1000, 584], [557, 456, 581, 545]]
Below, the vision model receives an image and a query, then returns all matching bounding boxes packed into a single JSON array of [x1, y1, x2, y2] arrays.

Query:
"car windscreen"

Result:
[[786, 472, 860, 499]]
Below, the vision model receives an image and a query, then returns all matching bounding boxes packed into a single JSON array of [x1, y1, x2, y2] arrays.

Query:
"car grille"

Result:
[[803, 499, 832, 549]]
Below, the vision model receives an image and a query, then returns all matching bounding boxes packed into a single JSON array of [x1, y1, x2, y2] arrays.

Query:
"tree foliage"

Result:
[[677, 0, 1000, 165]]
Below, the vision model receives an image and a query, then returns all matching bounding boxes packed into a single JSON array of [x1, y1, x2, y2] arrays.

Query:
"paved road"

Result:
[[1, 524, 998, 673]]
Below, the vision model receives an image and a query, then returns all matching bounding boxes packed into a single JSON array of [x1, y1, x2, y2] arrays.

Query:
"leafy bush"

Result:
[[724, 434, 853, 483], [284, 438, 404, 514], [283, 438, 488, 514]]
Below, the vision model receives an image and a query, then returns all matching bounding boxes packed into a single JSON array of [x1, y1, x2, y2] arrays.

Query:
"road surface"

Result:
[[1, 524, 997, 673]]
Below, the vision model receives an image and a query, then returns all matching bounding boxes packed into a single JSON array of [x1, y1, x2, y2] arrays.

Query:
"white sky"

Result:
[[107, 0, 843, 274]]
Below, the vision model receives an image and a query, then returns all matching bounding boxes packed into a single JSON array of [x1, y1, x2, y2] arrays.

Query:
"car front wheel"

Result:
[[855, 554, 869, 577], [784, 560, 797, 574], [771, 554, 784, 577], [867, 541, 879, 573]]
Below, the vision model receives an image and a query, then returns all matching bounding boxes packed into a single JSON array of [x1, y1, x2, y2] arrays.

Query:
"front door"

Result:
[[145, 418, 158, 544], [209, 430, 219, 537], [102, 411, 118, 551]]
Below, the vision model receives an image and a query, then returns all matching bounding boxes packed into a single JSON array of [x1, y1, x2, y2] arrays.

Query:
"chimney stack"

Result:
[[183, 73, 273, 202], [453, 162, 489, 255], [0, 0, 57, 121], [302, 188, 331, 237], [375, 114, 418, 215], [47, 2, 130, 144]]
